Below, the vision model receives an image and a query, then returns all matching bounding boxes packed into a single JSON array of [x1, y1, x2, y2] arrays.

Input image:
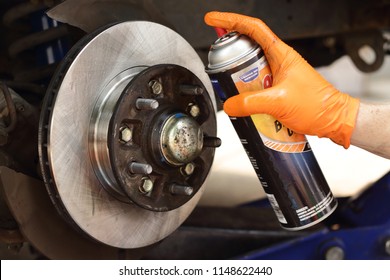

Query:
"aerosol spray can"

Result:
[[206, 31, 337, 230]]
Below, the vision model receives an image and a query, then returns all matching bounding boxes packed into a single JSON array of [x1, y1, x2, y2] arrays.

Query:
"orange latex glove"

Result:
[[205, 12, 360, 148]]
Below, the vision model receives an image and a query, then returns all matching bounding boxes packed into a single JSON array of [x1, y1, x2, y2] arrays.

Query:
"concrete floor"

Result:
[[200, 55, 390, 207]]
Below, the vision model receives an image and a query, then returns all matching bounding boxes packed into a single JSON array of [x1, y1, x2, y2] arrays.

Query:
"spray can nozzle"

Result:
[[213, 27, 227, 37]]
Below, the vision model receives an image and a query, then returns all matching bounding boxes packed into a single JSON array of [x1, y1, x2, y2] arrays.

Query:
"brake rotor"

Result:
[[38, 21, 218, 249]]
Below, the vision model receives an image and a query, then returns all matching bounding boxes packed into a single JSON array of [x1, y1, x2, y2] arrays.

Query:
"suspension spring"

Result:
[[2, 1, 70, 99]]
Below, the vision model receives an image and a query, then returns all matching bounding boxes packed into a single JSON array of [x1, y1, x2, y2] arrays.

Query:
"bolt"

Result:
[[140, 178, 154, 193], [324, 246, 345, 260], [15, 103, 25, 112], [136, 98, 159, 110], [358, 45, 376, 65], [385, 239, 390, 255], [119, 126, 132, 143], [182, 163, 195, 176], [149, 80, 162, 95], [189, 104, 200, 118], [169, 183, 193, 196], [129, 162, 153, 175], [323, 36, 336, 48]]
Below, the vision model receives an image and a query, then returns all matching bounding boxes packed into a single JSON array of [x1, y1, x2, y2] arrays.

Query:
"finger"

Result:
[[204, 11, 280, 55], [223, 87, 284, 117]]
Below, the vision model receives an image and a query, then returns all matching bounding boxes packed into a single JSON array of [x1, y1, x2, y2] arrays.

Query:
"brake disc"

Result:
[[38, 21, 218, 249]]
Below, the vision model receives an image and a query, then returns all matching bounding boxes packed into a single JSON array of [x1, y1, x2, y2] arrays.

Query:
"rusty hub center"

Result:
[[160, 113, 203, 166]]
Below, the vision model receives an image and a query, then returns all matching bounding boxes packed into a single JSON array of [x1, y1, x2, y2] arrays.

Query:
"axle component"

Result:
[[38, 21, 218, 249]]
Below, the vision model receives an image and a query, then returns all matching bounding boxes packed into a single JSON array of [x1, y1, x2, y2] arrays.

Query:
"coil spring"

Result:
[[2, 1, 69, 99]]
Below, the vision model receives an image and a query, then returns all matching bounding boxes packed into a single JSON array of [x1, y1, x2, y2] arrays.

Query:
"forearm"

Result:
[[351, 102, 390, 159]]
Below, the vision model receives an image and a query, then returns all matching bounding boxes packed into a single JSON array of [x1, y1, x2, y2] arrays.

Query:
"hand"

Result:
[[204, 12, 360, 148]]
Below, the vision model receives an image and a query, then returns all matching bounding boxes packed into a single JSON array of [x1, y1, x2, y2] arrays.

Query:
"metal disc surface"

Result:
[[40, 21, 215, 248]]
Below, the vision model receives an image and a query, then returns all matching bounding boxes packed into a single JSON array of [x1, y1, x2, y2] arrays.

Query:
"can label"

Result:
[[207, 36, 337, 230], [266, 193, 287, 224], [231, 56, 310, 153]]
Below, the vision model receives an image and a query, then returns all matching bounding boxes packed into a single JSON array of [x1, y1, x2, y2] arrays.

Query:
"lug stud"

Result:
[[180, 85, 204, 95], [203, 136, 222, 148], [169, 183, 193, 196], [129, 162, 153, 175], [136, 98, 159, 110]]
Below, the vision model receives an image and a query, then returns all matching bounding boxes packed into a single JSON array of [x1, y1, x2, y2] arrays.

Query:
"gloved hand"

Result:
[[204, 12, 360, 148]]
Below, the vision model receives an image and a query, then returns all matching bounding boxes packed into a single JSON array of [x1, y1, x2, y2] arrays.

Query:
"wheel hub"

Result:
[[90, 64, 217, 211]]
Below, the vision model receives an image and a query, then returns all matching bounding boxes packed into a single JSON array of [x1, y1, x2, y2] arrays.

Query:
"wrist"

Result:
[[327, 95, 360, 148]]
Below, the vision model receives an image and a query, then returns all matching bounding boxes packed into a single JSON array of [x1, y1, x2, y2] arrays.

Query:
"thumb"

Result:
[[223, 87, 284, 117]]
